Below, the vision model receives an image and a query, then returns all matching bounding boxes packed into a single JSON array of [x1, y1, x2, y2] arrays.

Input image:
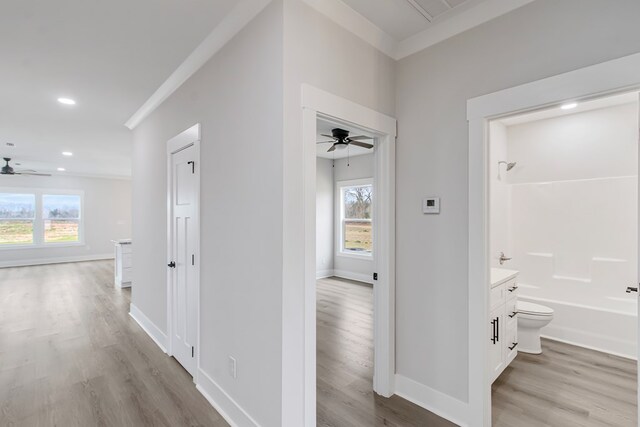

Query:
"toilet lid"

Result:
[[517, 301, 554, 316]]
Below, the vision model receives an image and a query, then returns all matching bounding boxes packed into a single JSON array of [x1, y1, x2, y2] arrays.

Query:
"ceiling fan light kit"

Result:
[[317, 128, 374, 153], [1, 158, 51, 176]]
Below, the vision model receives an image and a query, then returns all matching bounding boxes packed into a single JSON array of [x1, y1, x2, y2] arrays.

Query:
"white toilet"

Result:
[[517, 301, 554, 354]]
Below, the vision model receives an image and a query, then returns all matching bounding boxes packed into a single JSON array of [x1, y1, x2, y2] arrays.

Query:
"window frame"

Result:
[[335, 178, 373, 259], [0, 188, 85, 250]]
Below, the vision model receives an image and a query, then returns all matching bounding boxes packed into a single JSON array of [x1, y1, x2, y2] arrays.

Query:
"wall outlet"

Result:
[[228, 356, 237, 379]]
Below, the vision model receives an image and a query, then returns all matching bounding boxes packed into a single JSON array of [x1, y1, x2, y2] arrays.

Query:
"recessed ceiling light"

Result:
[[57, 167, 66, 172], [57, 97, 76, 105], [560, 102, 577, 110], [62, 151, 73, 156]]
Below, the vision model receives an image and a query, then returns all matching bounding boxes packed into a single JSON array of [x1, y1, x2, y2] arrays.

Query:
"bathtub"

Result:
[[519, 291, 637, 359]]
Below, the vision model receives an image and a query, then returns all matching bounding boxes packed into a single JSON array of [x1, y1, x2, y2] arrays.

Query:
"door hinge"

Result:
[[373, 272, 378, 281], [188, 161, 195, 174], [192, 346, 195, 357], [192, 254, 195, 265]]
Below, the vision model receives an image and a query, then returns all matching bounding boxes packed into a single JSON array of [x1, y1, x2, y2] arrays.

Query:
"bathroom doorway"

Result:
[[487, 91, 639, 425]]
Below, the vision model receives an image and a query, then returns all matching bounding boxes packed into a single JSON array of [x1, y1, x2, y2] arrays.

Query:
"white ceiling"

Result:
[[498, 91, 639, 127], [316, 119, 375, 159], [0, 0, 238, 178]]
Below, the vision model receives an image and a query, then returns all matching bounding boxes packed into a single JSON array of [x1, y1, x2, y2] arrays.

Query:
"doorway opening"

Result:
[[300, 85, 396, 426], [315, 118, 377, 423], [467, 53, 640, 426], [166, 124, 201, 378], [487, 91, 638, 426]]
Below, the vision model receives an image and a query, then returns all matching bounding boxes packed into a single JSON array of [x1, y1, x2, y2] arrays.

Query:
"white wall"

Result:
[[396, 0, 640, 409], [0, 175, 131, 267], [316, 157, 334, 277], [501, 103, 639, 357], [333, 153, 374, 283], [131, 3, 283, 426]]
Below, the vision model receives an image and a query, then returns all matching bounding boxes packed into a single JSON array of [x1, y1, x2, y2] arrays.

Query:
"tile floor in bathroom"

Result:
[[492, 338, 637, 426]]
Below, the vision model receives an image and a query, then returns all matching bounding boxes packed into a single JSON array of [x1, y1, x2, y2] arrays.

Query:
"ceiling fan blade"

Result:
[[349, 141, 374, 149], [327, 145, 337, 152], [316, 140, 334, 144], [348, 135, 373, 140], [320, 134, 336, 139], [15, 172, 52, 176]]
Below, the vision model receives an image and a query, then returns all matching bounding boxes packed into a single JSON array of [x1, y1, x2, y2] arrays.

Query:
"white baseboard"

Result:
[[196, 368, 260, 427], [394, 374, 468, 427], [316, 269, 334, 279], [129, 303, 168, 353], [333, 269, 373, 284], [0, 253, 114, 268]]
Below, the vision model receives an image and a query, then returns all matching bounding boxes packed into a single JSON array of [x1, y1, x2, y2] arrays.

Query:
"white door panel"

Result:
[[170, 144, 198, 376]]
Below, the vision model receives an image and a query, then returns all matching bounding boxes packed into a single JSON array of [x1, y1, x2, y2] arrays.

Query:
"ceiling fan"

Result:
[[317, 128, 374, 152], [1, 158, 51, 176]]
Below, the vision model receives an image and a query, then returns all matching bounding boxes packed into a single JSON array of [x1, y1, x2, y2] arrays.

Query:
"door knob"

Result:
[[626, 286, 638, 293], [168, 261, 176, 268]]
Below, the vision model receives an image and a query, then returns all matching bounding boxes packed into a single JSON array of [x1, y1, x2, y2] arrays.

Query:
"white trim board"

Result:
[[129, 303, 168, 353], [124, 0, 272, 130], [0, 253, 113, 269], [466, 52, 640, 426], [395, 374, 469, 427], [196, 368, 261, 427]]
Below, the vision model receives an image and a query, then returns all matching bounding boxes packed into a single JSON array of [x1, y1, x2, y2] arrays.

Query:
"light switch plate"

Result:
[[422, 197, 440, 214]]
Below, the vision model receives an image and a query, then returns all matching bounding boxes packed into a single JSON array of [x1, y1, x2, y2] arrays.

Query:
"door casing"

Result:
[[299, 85, 397, 426], [467, 53, 640, 426]]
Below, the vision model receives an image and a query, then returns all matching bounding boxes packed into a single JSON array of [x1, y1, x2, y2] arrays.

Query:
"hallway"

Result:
[[0, 261, 227, 426]]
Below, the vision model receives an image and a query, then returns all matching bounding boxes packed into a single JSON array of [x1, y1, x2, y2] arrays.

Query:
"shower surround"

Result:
[[490, 101, 639, 358]]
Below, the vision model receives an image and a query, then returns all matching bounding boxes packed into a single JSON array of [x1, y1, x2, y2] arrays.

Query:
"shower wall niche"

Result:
[[490, 100, 639, 358]]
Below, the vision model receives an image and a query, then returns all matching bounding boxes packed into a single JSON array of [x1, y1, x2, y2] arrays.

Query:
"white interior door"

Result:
[[170, 144, 198, 376]]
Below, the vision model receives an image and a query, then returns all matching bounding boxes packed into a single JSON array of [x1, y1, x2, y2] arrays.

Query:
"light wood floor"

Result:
[[0, 260, 228, 427], [316, 277, 456, 427], [492, 339, 637, 426]]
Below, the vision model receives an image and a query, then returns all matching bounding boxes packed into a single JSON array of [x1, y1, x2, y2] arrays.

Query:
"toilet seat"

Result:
[[517, 301, 554, 316]]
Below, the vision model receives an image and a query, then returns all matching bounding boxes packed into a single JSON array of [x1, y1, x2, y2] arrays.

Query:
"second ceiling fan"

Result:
[[317, 128, 374, 152]]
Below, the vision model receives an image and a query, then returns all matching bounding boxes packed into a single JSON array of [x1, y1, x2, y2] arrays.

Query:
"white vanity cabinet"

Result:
[[112, 239, 132, 288], [489, 268, 519, 383]]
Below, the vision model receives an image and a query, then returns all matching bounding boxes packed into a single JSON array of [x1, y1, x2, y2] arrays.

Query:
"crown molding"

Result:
[[124, 0, 272, 130], [303, 0, 534, 61], [302, 0, 398, 59], [395, 0, 535, 59]]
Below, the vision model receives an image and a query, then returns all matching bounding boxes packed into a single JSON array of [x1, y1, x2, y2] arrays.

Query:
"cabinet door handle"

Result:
[[496, 317, 499, 342], [508, 311, 517, 318], [508, 342, 518, 351], [490, 319, 497, 344], [508, 285, 518, 292]]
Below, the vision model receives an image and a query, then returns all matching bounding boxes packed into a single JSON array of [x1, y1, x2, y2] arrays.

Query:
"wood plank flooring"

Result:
[[492, 339, 637, 426], [0, 260, 228, 427], [316, 277, 456, 427]]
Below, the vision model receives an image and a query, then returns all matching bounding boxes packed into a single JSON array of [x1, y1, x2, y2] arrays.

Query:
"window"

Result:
[[0, 189, 83, 247], [0, 193, 35, 245], [43, 194, 81, 243], [338, 180, 373, 256]]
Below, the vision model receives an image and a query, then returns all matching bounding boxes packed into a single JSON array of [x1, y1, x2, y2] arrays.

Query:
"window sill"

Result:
[[0, 242, 85, 251]]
